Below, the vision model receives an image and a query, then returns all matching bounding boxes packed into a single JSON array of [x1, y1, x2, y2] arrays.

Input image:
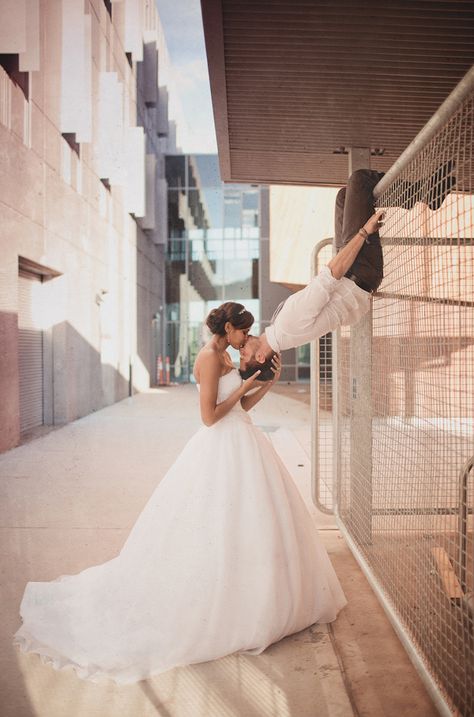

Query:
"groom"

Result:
[[240, 166, 454, 379], [240, 169, 384, 379]]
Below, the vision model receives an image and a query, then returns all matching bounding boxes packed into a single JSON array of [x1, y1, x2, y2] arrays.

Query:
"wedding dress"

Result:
[[14, 369, 346, 684]]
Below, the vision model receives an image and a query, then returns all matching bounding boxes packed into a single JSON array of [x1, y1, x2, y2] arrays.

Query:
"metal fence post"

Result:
[[348, 148, 373, 545], [310, 238, 334, 514]]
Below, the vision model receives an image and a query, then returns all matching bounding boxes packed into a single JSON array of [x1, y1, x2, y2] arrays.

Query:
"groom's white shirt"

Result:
[[265, 266, 371, 353]]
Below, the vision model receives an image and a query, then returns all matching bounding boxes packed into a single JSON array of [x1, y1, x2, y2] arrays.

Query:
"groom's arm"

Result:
[[328, 209, 384, 279], [265, 266, 340, 352], [265, 209, 384, 352]]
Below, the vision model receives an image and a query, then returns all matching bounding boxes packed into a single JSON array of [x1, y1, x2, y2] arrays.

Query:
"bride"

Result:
[[13, 302, 347, 684]]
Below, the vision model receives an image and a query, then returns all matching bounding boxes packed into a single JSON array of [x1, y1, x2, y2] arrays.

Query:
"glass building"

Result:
[[165, 155, 263, 382]]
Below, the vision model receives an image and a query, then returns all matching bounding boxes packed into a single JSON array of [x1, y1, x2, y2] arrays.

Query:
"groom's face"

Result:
[[239, 335, 259, 369]]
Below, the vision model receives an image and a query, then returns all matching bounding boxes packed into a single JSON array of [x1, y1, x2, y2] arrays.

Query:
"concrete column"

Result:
[[259, 186, 297, 381], [349, 148, 370, 176], [0, 251, 20, 452], [348, 147, 373, 545]]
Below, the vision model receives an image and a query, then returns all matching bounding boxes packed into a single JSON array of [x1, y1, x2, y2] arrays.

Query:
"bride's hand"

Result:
[[269, 354, 282, 384], [241, 370, 261, 393]]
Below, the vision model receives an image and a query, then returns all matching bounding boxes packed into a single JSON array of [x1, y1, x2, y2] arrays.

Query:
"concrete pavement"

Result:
[[0, 384, 439, 717]]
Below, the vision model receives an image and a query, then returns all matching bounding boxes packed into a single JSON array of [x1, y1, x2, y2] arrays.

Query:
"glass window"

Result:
[[167, 239, 186, 261], [166, 304, 180, 321], [204, 228, 223, 240], [188, 228, 205, 240], [221, 259, 257, 300], [165, 155, 186, 188], [224, 189, 241, 229], [297, 343, 311, 365], [190, 239, 204, 259], [242, 190, 258, 211], [249, 239, 259, 255], [167, 190, 187, 238], [242, 226, 259, 239], [191, 155, 221, 186], [164, 155, 263, 382], [183, 188, 223, 236], [205, 239, 223, 259], [201, 187, 224, 234]]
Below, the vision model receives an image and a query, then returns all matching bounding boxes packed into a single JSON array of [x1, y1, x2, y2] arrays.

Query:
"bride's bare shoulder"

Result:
[[193, 344, 220, 383]]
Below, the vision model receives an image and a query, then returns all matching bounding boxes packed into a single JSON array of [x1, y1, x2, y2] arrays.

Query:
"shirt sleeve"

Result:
[[265, 267, 343, 352]]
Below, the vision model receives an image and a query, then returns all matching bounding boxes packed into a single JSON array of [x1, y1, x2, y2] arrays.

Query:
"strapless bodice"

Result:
[[197, 368, 242, 403], [197, 369, 248, 421], [217, 369, 242, 404]]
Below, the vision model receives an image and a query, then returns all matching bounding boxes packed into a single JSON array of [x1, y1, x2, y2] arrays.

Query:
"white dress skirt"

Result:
[[14, 369, 347, 684]]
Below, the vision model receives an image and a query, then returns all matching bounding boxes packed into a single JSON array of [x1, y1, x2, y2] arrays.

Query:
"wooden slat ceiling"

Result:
[[201, 0, 474, 186]]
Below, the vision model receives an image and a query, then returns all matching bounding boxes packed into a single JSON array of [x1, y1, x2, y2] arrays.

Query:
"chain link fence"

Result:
[[313, 78, 474, 715]]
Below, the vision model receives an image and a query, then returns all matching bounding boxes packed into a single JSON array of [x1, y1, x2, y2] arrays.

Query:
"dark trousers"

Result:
[[334, 169, 384, 290], [334, 169, 384, 249]]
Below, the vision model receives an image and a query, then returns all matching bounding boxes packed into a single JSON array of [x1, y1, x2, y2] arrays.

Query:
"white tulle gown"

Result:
[[14, 369, 346, 684]]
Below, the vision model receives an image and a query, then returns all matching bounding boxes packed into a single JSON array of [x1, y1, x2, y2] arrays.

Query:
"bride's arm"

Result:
[[199, 356, 261, 426], [241, 355, 282, 412]]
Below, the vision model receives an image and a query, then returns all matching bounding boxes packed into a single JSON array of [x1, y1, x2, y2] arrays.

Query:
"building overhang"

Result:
[[201, 0, 474, 186]]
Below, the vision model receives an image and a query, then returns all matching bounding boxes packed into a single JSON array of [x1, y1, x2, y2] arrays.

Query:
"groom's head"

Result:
[[239, 335, 276, 382]]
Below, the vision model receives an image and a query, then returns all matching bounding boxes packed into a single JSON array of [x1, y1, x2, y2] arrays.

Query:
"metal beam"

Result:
[[373, 64, 474, 198]]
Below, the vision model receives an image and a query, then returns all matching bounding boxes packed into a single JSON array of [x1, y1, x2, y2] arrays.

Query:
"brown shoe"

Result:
[[397, 160, 455, 210]]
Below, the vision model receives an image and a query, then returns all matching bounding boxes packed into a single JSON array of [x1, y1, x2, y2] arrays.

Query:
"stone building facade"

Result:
[[0, 0, 178, 452]]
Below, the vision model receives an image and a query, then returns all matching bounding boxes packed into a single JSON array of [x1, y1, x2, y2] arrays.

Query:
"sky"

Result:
[[155, 0, 217, 154]]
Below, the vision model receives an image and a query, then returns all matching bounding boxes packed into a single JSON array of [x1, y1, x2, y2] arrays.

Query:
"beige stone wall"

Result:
[[0, 0, 173, 452], [269, 185, 340, 285]]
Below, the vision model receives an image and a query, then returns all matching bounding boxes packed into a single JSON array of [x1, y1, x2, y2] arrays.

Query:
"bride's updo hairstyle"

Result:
[[206, 302, 254, 336]]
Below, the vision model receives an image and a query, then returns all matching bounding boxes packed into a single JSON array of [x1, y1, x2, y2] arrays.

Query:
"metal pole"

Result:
[[458, 455, 474, 593], [310, 238, 333, 515], [373, 64, 474, 200], [348, 147, 373, 545]]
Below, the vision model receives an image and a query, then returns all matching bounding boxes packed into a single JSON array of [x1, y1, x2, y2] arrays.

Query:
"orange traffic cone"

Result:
[[156, 354, 163, 385]]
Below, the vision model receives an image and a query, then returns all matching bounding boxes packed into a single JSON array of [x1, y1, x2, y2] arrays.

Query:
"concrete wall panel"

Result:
[[0, 0, 173, 451]]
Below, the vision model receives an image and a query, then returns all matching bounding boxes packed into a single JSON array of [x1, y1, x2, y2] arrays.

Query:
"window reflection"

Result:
[[165, 155, 186, 188], [192, 155, 222, 186], [165, 155, 262, 382]]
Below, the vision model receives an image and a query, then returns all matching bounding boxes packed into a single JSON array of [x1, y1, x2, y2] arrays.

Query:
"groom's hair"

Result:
[[239, 353, 276, 382]]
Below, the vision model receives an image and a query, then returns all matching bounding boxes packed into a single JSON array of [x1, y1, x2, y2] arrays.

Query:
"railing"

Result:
[[316, 65, 474, 717], [310, 238, 334, 515], [458, 456, 474, 599]]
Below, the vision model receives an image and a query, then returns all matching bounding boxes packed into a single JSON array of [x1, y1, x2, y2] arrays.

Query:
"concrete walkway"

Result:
[[0, 384, 439, 717]]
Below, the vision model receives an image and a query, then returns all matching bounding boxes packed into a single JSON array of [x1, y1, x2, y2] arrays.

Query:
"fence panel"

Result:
[[311, 239, 335, 514], [335, 89, 474, 716]]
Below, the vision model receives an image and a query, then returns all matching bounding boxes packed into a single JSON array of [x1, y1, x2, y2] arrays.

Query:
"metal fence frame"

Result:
[[311, 64, 474, 717], [310, 237, 334, 515]]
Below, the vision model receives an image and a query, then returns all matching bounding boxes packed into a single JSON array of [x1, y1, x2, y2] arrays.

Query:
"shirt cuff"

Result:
[[265, 324, 280, 353], [318, 264, 340, 290]]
